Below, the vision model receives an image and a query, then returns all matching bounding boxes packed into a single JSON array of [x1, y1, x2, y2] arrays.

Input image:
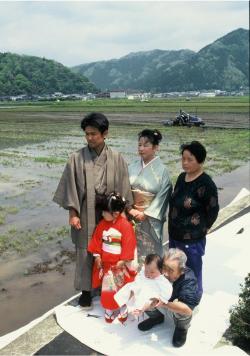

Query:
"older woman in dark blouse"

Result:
[[168, 141, 219, 298]]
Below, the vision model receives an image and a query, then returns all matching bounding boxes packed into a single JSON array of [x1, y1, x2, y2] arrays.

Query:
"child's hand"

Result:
[[95, 256, 102, 269], [151, 298, 164, 308], [99, 268, 104, 279], [116, 260, 125, 269]]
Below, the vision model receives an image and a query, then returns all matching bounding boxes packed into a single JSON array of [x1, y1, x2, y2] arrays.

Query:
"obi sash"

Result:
[[132, 189, 155, 212]]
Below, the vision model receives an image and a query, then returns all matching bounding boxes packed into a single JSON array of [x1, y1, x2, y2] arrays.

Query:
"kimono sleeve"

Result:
[[87, 222, 103, 255], [120, 220, 136, 260], [144, 168, 172, 221], [118, 154, 134, 210], [53, 153, 82, 216]]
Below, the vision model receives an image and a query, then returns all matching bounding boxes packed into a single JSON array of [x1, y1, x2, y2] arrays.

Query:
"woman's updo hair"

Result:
[[138, 129, 162, 146], [180, 140, 207, 163]]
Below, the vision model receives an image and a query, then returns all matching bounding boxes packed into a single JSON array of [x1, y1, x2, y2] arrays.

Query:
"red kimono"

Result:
[[88, 215, 137, 310]]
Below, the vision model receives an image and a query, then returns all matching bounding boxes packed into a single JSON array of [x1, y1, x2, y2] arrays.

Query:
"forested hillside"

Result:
[[73, 28, 249, 92], [0, 53, 97, 95]]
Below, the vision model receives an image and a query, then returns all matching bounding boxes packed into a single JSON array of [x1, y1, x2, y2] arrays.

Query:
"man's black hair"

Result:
[[80, 112, 109, 133]]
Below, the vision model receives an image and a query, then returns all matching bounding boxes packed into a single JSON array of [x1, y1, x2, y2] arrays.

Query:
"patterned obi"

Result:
[[132, 189, 155, 212], [102, 227, 122, 255]]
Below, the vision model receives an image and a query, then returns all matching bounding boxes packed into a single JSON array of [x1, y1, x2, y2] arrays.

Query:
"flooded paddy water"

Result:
[[0, 111, 249, 335]]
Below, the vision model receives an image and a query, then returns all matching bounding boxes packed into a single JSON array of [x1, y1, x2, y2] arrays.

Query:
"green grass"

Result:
[[0, 206, 19, 225], [0, 225, 70, 255], [0, 96, 249, 113]]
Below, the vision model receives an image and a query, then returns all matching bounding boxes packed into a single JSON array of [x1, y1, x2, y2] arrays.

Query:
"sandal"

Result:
[[118, 307, 128, 324], [104, 311, 116, 323]]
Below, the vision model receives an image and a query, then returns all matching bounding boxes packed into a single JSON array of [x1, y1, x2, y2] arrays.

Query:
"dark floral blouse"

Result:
[[168, 172, 219, 243]]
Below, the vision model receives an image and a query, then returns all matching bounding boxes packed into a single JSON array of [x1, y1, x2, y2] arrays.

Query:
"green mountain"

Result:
[[73, 28, 249, 92], [0, 53, 97, 96]]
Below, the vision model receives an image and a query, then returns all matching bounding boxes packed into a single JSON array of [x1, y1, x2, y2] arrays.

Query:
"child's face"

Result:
[[144, 261, 161, 279], [102, 211, 120, 222]]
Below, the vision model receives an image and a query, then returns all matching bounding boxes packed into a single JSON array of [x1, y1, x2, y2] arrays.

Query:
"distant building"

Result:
[[199, 92, 216, 97], [110, 91, 126, 99]]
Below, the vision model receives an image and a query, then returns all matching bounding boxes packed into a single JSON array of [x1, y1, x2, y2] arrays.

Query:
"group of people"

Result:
[[53, 112, 219, 348]]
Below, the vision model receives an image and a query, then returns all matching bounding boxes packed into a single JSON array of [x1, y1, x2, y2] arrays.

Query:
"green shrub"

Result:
[[228, 273, 250, 352]]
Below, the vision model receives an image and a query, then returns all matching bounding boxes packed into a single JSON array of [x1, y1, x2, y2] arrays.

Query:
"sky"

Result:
[[0, 1, 249, 67]]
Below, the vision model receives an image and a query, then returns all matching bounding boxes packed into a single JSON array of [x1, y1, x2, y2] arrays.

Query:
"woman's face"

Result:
[[138, 137, 158, 163], [182, 149, 202, 174]]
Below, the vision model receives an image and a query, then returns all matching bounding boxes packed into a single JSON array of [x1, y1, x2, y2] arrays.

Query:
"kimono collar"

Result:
[[142, 156, 159, 169]]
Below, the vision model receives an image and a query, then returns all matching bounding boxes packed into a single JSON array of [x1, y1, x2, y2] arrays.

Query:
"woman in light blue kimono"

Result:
[[129, 129, 172, 263]]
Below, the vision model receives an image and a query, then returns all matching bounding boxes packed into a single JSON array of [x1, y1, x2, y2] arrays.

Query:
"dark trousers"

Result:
[[146, 308, 192, 330]]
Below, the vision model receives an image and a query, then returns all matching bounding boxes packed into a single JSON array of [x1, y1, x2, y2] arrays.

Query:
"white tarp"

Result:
[[55, 210, 250, 355]]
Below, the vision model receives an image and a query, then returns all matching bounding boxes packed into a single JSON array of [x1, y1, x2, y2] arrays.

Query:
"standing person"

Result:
[[88, 192, 137, 323], [128, 129, 172, 263], [137, 248, 200, 348], [168, 141, 219, 298], [53, 112, 133, 309]]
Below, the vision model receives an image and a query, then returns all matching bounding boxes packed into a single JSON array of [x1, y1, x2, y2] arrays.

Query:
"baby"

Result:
[[114, 253, 173, 316]]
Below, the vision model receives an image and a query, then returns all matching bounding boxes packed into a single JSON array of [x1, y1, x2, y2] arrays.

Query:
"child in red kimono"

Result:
[[88, 192, 137, 323]]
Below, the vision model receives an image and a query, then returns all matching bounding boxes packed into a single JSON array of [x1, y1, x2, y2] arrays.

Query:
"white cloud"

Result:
[[0, 1, 248, 66]]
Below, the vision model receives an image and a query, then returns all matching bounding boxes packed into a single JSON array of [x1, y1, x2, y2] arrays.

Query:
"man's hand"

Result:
[[69, 209, 82, 230]]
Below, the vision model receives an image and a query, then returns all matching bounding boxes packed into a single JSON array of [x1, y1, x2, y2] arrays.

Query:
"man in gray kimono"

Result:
[[53, 112, 133, 309]]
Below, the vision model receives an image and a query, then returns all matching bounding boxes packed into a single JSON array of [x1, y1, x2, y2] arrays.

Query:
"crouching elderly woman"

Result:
[[137, 248, 200, 348]]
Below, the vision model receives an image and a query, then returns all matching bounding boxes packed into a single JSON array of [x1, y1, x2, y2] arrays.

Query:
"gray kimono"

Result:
[[53, 144, 133, 290]]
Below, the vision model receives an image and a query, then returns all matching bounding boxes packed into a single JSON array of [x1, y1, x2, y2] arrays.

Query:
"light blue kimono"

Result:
[[129, 156, 172, 259]]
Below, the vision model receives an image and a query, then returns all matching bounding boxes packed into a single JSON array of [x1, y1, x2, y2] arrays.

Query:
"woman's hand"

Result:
[[129, 209, 146, 222], [135, 211, 146, 221], [69, 209, 82, 230]]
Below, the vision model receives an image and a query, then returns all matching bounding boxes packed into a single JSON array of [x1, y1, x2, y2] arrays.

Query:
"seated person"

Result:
[[138, 248, 200, 348], [114, 253, 172, 316]]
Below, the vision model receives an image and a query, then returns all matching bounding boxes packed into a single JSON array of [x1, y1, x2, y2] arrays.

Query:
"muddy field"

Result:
[[0, 111, 249, 336]]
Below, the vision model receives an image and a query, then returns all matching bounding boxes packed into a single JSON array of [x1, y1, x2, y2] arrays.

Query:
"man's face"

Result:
[[162, 258, 183, 282], [84, 126, 107, 150]]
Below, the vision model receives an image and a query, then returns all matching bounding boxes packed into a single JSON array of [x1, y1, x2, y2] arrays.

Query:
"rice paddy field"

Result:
[[0, 98, 249, 335]]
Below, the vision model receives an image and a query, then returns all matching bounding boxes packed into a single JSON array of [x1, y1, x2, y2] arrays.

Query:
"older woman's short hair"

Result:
[[180, 140, 206, 163], [164, 248, 187, 271]]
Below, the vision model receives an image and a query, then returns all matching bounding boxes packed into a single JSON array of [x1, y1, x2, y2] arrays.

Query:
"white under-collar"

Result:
[[142, 156, 159, 169]]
